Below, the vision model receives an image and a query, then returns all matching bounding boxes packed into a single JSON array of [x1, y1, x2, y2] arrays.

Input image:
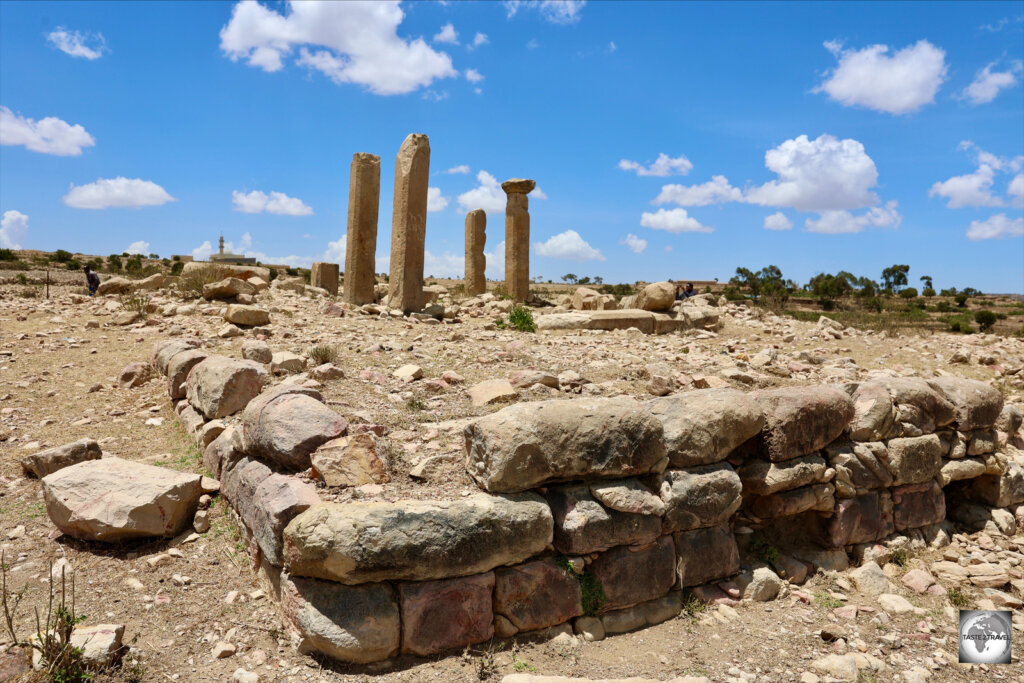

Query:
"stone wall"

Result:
[[151, 339, 1024, 665]]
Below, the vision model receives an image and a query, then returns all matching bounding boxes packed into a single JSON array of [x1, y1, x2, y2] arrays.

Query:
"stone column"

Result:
[[311, 262, 339, 295], [388, 134, 430, 313], [502, 179, 535, 302], [344, 153, 381, 305], [464, 209, 486, 296]]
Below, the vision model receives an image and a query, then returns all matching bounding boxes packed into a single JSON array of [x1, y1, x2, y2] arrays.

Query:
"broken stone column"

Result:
[[311, 262, 339, 296], [344, 153, 381, 306], [388, 134, 430, 313], [502, 179, 535, 302], [465, 209, 486, 296]]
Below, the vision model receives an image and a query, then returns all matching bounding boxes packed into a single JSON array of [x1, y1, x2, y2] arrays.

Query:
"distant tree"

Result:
[[148, 253, 159, 259], [107, 254, 123, 272], [125, 257, 142, 274], [578, 276, 591, 285], [974, 310, 997, 332], [939, 287, 957, 297], [961, 287, 982, 297], [561, 273, 578, 285], [593, 276, 604, 285], [53, 249, 73, 263], [170, 261, 184, 275], [922, 287, 936, 297], [808, 272, 853, 310], [899, 287, 918, 299], [920, 275, 933, 290], [172, 255, 181, 262], [881, 264, 910, 293], [0, 249, 16, 261], [955, 292, 969, 308]]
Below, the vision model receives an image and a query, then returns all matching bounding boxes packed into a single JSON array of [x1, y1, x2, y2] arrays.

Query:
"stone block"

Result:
[[737, 454, 830, 496], [673, 523, 739, 587], [927, 376, 1003, 431], [823, 490, 894, 548], [399, 573, 494, 656], [846, 382, 899, 441], [645, 388, 764, 467], [493, 559, 583, 632], [547, 484, 661, 554], [886, 434, 943, 486], [657, 463, 742, 533], [747, 483, 835, 519], [247, 474, 320, 566], [752, 386, 855, 461], [311, 262, 339, 296], [241, 385, 346, 470], [892, 481, 945, 531], [185, 355, 267, 419], [825, 441, 893, 497], [21, 438, 102, 478], [589, 536, 676, 611], [970, 464, 1024, 507]]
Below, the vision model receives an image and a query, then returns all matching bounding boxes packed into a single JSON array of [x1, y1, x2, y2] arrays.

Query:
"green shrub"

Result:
[[170, 261, 184, 275], [64, 259, 82, 270], [506, 304, 536, 332], [921, 287, 936, 297], [267, 267, 279, 281], [16, 273, 28, 285], [898, 287, 918, 299], [107, 254, 122, 272], [308, 344, 339, 365], [0, 248, 16, 261], [954, 292, 969, 308], [125, 257, 142, 274], [974, 310, 997, 332], [53, 249, 73, 263], [934, 301, 951, 313]]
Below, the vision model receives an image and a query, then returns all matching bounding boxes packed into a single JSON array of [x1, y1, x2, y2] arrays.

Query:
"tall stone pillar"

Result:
[[464, 209, 486, 296], [388, 134, 430, 314], [502, 178, 535, 302], [311, 262, 339, 295], [344, 153, 380, 305]]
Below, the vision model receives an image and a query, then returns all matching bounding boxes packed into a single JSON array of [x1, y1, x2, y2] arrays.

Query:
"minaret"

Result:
[[219, 235, 224, 255]]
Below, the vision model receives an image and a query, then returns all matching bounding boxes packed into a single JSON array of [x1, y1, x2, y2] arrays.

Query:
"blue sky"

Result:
[[1, 1, 1022, 293]]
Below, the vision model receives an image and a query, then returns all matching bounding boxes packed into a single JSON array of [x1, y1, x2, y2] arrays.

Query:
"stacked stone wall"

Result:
[[149, 339, 1024, 665]]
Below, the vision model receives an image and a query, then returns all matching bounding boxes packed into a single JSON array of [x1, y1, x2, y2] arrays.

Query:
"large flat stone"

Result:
[[398, 573, 494, 656], [874, 377, 955, 432], [21, 438, 101, 478], [823, 490, 894, 548], [493, 559, 583, 632], [283, 494, 552, 584], [656, 463, 742, 533], [737, 454, 829, 496], [673, 523, 739, 587], [464, 397, 666, 493], [547, 484, 661, 554], [42, 457, 201, 542], [589, 536, 676, 611], [846, 382, 899, 441], [752, 386, 854, 461], [748, 483, 835, 519], [645, 388, 764, 467]]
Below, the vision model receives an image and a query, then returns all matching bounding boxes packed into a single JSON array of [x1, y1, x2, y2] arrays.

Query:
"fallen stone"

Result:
[[850, 562, 890, 595], [21, 438, 102, 478], [310, 434, 388, 487], [203, 277, 256, 300], [745, 567, 783, 601], [224, 305, 270, 327], [118, 361, 153, 388], [467, 379, 517, 407], [241, 340, 273, 364], [186, 355, 267, 419], [166, 349, 209, 400], [271, 351, 306, 375]]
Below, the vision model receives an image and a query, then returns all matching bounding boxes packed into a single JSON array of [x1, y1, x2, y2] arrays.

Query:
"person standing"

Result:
[[83, 266, 100, 295]]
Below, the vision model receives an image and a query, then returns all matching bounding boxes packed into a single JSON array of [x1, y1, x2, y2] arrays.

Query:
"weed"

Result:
[[492, 283, 511, 300], [406, 396, 427, 412], [121, 660, 146, 683], [512, 655, 536, 673], [890, 548, 909, 567], [118, 291, 151, 314], [506, 304, 537, 332], [554, 556, 606, 616], [947, 586, 972, 609], [176, 267, 227, 300], [308, 344, 339, 366], [749, 536, 778, 565], [814, 591, 843, 609], [16, 273, 28, 285], [0, 248, 16, 261], [681, 589, 708, 617]]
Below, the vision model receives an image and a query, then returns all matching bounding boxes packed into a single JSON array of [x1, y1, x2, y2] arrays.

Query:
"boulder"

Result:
[[646, 389, 764, 467], [547, 484, 661, 554], [737, 454, 830, 496], [283, 494, 552, 584], [571, 287, 603, 310], [938, 458, 987, 486], [310, 434, 388, 487], [398, 573, 494, 656], [823, 491, 894, 547], [656, 464, 742, 533], [850, 562, 890, 595], [589, 478, 665, 516], [635, 282, 675, 311], [589, 536, 676, 610], [280, 575, 399, 664], [241, 340, 272, 364], [166, 349, 209, 400], [996, 404, 1022, 435], [131, 273, 165, 290], [971, 464, 1024, 507], [892, 481, 945, 531], [745, 567, 784, 601], [241, 385, 347, 470], [825, 441, 893, 497], [467, 379, 517, 407], [752, 386, 855, 461], [927, 377, 1003, 431], [678, 301, 720, 330], [21, 438, 102, 478], [673, 523, 739, 587], [846, 383, 899, 441], [181, 261, 270, 282], [874, 377, 955, 432], [464, 397, 666, 493], [118, 361, 152, 388], [224, 304, 270, 327], [886, 434, 944, 486], [41, 457, 201, 542], [96, 277, 131, 295], [203, 277, 256, 300], [186, 356, 267, 419], [493, 559, 583, 632], [247, 474, 320, 566], [152, 338, 200, 375]]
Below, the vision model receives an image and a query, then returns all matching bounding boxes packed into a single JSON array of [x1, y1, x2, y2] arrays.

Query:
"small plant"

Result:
[[170, 261, 184, 275], [16, 273, 28, 285], [53, 249, 74, 263], [512, 655, 536, 673], [974, 310, 997, 332], [947, 586, 972, 608], [308, 344, 339, 366], [749, 536, 779, 565], [125, 257, 142, 274], [890, 548, 909, 567], [681, 589, 708, 617], [555, 556, 607, 616], [0, 248, 16, 261], [106, 255, 122, 272], [176, 267, 225, 300], [119, 291, 150, 313], [814, 591, 844, 609], [406, 395, 427, 412], [65, 259, 82, 271]]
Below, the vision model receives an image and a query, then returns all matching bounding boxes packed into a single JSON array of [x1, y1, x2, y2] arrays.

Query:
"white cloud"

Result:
[[763, 212, 793, 231], [663, 245, 673, 252], [534, 229, 604, 261], [960, 60, 1023, 105], [1008, 173, 1024, 208], [607, 41, 617, 53], [980, 16, 1024, 32], [966, 214, 1024, 240], [46, 27, 107, 60], [465, 68, 484, 83], [654, 175, 742, 206], [125, 241, 150, 255], [505, 1, 586, 24], [457, 170, 506, 213], [422, 89, 448, 102], [427, 187, 449, 212], [816, 39, 947, 115], [324, 234, 346, 262], [445, 164, 470, 174], [470, 33, 489, 49], [620, 233, 647, 253], [0, 106, 95, 156], [433, 23, 458, 44], [618, 153, 693, 177], [929, 142, 1023, 208], [232, 190, 314, 215], [805, 201, 902, 234], [219, 1, 457, 95], [64, 177, 175, 209], [526, 38, 540, 49], [485, 240, 505, 279], [640, 208, 713, 233], [744, 134, 880, 211], [424, 250, 465, 278], [532, 186, 548, 200], [0, 210, 28, 249]]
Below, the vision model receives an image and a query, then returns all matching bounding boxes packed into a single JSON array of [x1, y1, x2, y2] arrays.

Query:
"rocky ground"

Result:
[[1, 278, 1022, 683]]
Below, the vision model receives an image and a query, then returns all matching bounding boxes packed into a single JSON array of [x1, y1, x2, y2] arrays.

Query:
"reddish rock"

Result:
[[493, 559, 583, 631], [247, 474, 320, 566], [166, 349, 209, 400], [151, 338, 200, 375], [752, 386, 855, 461], [118, 361, 153, 388], [588, 536, 676, 611], [547, 484, 661, 554], [202, 426, 238, 479], [399, 573, 495, 655], [892, 481, 945, 531], [823, 491, 894, 547], [21, 438, 102, 478], [927, 376, 1004, 431], [674, 523, 739, 587], [186, 355, 267, 419], [901, 569, 935, 594]]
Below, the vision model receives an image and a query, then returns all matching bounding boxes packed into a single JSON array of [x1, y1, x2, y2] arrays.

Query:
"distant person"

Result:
[[83, 266, 100, 296], [676, 282, 696, 300]]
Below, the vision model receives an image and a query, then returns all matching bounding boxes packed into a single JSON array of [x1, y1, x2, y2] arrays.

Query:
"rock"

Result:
[[892, 481, 945, 531], [241, 340, 273, 364], [602, 592, 682, 634], [886, 435, 944, 486], [850, 562, 890, 595], [232, 670, 259, 683], [464, 396, 666, 493], [408, 454, 450, 481], [573, 616, 605, 642], [536, 312, 591, 331], [825, 441, 893, 497], [748, 482, 835, 519], [21, 438, 102, 478], [393, 364, 423, 382], [193, 509, 210, 533], [182, 261, 270, 283], [152, 338, 200, 375], [657, 463, 742, 533], [927, 376, 1003, 431], [310, 363, 344, 381], [399, 573, 494, 656], [646, 388, 764, 467], [241, 386, 346, 470], [283, 493, 552, 584], [571, 286, 603, 310], [494, 559, 583, 631], [547, 484, 661, 554], [112, 310, 141, 326], [996, 404, 1022, 435], [674, 523, 740, 587], [41, 457, 202, 541], [968, 563, 1010, 588], [877, 593, 915, 613], [203, 277, 256, 300], [509, 370, 559, 389], [737, 454, 829, 496], [846, 383, 899, 441], [203, 426, 238, 479], [270, 351, 306, 375], [118, 361, 153, 388], [186, 355, 267, 419], [970, 464, 1024, 507], [311, 434, 388, 487], [97, 277, 131, 295], [589, 536, 677, 610], [280, 575, 399, 664], [467, 379, 517, 407], [752, 386, 855, 461], [938, 458, 986, 486], [212, 641, 236, 658], [166, 349, 209, 400], [224, 305, 270, 327], [635, 281, 675, 311], [824, 491, 894, 547], [247, 474, 320, 566], [811, 654, 859, 681], [901, 569, 934, 594], [71, 623, 125, 668], [874, 377, 955, 431], [589, 478, 665, 516], [745, 567, 783, 601]]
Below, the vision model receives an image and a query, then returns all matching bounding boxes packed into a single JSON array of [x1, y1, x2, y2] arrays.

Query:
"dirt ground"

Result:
[[1, 280, 1022, 682]]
